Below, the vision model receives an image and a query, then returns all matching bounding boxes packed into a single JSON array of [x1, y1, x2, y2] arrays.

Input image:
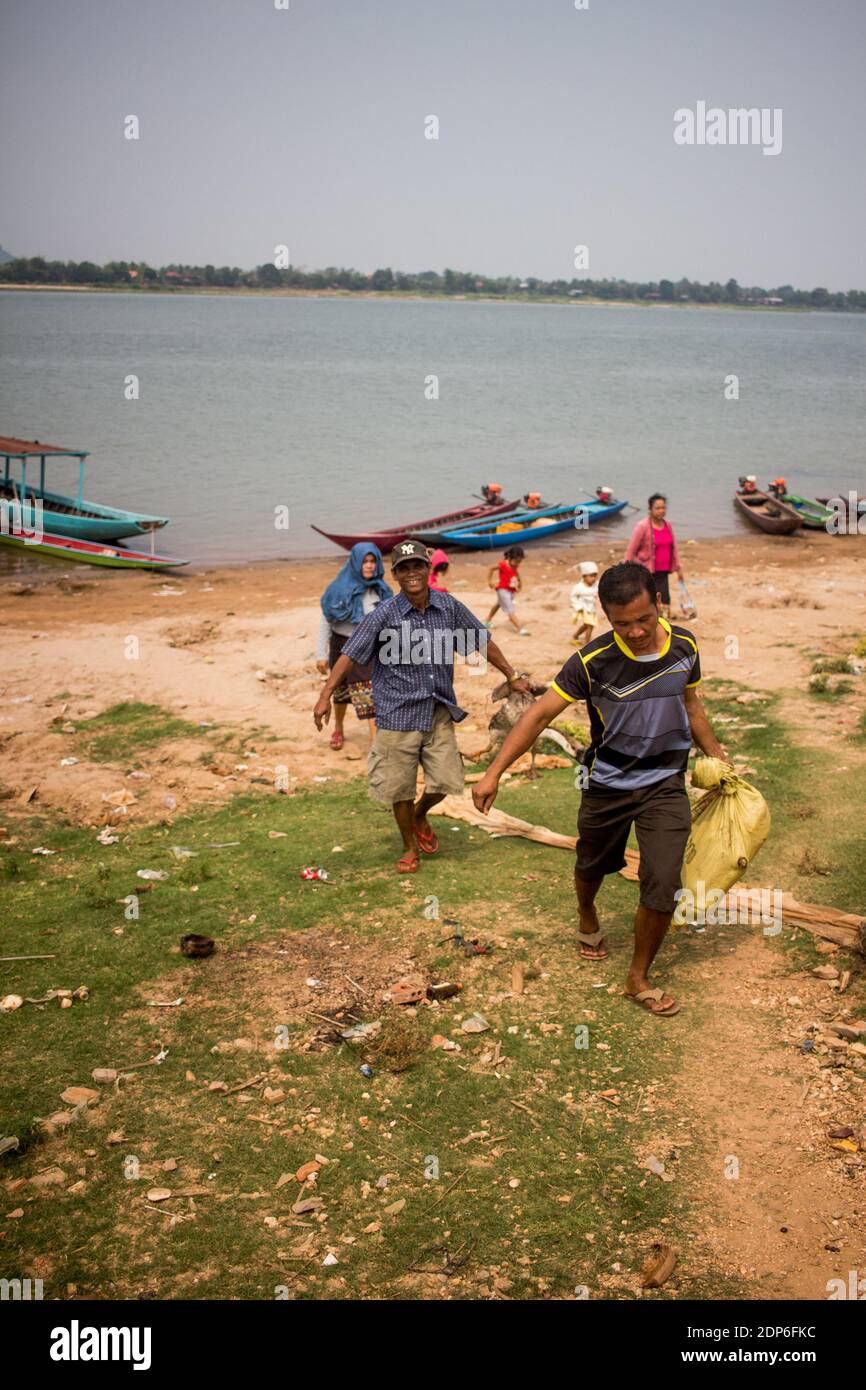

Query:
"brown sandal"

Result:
[[624, 987, 680, 1017], [577, 929, 609, 960]]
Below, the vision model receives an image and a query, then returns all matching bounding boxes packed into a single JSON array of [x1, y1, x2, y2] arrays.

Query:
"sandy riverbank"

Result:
[[1, 532, 864, 827]]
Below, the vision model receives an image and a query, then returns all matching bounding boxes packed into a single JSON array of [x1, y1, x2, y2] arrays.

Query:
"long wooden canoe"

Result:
[[733, 491, 803, 535], [0, 526, 188, 569], [310, 498, 521, 553]]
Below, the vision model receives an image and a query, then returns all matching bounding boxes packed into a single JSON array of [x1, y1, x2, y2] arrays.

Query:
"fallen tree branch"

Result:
[[430, 794, 863, 952]]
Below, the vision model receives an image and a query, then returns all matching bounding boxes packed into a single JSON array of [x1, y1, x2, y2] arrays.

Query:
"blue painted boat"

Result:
[[439, 498, 629, 549], [414, 497, 569, 544], [0, 436, 169, 542]]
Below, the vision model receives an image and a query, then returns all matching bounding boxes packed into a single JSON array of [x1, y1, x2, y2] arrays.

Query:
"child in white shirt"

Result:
[[570, 561, 599, 646]]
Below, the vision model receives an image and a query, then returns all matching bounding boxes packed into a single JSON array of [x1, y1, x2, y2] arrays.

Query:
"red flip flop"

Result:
[[396, 850, 419, 874], [414, 824, 439, 855], [329, 729, 344, 750]]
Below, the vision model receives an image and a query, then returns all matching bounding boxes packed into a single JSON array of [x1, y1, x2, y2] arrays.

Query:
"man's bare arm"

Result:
[[313, 652, 357, 728], [484, 637, 531, 693], [472, 688, 570, 813], [684, 686, 728, 761]]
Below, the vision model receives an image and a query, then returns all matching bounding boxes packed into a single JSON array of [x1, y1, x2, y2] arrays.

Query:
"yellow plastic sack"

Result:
[[680, 757, 771, 898]]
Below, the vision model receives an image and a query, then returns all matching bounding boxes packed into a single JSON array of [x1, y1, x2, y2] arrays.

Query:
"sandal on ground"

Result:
[[414, 823, 439, 855], [624, 987, 681, 1017], [396, 851, 419, 874], [577, 929, 609, 960], [329, 729, 344, 750]]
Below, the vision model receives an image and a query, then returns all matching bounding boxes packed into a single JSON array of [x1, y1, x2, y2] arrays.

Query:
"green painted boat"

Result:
[[767, 481, 834, 530], [0, 435, 169, 541], [0, 526, 187, 569], [783, 494, 835, 529]]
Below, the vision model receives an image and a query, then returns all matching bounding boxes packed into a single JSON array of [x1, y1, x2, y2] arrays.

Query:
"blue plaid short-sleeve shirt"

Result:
[[342, 589, 487, 732]]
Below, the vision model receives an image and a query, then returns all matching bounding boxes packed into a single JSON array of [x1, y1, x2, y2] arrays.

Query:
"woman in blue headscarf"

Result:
[[316, 543, 392, 750]]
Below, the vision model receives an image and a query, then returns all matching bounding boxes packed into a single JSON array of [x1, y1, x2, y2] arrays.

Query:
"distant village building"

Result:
[[762, 296, 784, 305], [569, 288, 584, 297], [518, 281, 530, 290]]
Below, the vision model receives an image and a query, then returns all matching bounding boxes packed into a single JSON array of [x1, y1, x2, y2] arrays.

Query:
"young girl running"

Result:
[[486, 546, 529, 635]]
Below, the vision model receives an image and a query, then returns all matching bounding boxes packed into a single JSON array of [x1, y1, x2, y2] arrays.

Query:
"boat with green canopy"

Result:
[[0, 435, 169, 542]]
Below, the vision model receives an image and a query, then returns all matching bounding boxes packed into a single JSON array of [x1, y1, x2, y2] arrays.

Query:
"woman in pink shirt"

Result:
[[624, 492, 684, 617]]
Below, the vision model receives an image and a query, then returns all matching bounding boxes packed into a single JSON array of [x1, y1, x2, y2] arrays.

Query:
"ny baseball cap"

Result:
[[391, 538, 431, 569]]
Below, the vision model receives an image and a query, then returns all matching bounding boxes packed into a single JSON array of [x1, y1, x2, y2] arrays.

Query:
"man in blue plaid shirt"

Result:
[[314, 539, 529, 873]]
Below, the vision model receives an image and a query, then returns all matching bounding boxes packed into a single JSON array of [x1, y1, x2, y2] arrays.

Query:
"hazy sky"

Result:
[[2, 0, 864, 287]]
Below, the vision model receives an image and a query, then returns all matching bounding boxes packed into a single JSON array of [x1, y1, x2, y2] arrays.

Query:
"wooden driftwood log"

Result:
[[429, 794, 864, 953]]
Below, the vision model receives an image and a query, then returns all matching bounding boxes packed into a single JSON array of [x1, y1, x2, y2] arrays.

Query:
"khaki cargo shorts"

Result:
[[368, 703, 465, 805]]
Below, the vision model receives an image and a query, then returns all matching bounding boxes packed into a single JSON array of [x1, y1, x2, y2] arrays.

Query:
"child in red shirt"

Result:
[[485, 546, 529, 635], [428, 548, 450, 592]]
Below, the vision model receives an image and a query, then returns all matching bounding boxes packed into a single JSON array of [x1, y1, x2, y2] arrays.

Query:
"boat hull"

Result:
[[782, 494, 834, 529], [416, 500, 565, 545], [0, 481, 169, 541], [440, 500, 628, 549], [0, 527, 187, 569], [733, 492, 803, 535], [310, 499, 521, 552]]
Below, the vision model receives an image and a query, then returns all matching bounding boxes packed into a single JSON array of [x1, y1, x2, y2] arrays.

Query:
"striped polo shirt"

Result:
[[552, 619, 701, 793]]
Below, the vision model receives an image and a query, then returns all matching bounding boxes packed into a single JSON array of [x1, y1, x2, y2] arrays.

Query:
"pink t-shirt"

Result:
[[652, 521, 674, 573]]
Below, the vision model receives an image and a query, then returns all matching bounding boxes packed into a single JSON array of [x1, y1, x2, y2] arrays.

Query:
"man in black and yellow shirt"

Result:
[[472, 562, 727, 1017]]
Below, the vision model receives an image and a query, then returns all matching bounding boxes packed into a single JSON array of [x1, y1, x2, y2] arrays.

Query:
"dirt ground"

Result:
[[2, 530, 865, 1300], [1, 531, 864, 825]]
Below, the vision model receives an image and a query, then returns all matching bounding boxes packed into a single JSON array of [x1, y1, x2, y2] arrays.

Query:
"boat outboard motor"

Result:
[[482, 482, 503, 503], [596, 485, 614, 504]]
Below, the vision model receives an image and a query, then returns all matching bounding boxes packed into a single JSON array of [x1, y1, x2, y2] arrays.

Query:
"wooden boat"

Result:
[[778, 493, 834, 529], [816, 493, 866, 511], [310, 496, 521, 553], [0, 525, 188, 569], [766, 479, 833, 530], [412, 498, 560, 546], [0, 436, 169, 542], [439, 498, 629, 550], [733, 490, 803, 535]]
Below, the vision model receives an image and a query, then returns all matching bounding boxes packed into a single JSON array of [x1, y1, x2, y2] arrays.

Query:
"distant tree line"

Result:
[[1, 257, 863, 309]]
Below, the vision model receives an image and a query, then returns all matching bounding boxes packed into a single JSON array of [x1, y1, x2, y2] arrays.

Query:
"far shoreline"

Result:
[[0, 283, 833, 313]]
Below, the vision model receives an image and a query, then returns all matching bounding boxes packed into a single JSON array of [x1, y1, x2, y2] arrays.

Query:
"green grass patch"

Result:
[[66, 701, 203, 762]]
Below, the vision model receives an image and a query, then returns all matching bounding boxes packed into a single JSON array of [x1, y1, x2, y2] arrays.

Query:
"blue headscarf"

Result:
[[321, 542, 392, 626]]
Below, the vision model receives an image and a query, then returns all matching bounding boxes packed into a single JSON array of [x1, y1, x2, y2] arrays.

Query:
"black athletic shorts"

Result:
[[576, 771, 691, 914]]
